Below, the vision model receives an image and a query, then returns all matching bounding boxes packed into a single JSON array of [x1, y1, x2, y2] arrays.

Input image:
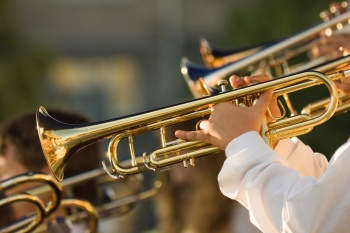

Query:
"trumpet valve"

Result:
[[183, 158, 195, 168], [217, 80, 228, 92]]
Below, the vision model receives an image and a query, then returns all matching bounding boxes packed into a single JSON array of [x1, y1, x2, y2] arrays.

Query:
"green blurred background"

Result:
[[1, 0, 347, 156], [0, 0, 349, 231]]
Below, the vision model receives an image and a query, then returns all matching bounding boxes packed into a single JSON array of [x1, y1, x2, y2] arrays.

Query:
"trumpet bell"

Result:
[[36, 107, 87, 181]]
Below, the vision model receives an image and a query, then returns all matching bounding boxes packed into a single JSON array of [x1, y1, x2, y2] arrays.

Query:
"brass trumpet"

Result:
[[28, 164, 163, 218], [0, 172, 99, 233], [33, 198, 98, 233], [181, 10, 350, 98], [199, 0, 349, 69], [37, 69, 349, 181], [0, 172, 62, 233], [302, 93, 350, 117], [199, 37, 281, 68]]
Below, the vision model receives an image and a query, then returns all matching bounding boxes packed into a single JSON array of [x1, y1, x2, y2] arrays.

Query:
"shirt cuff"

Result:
[[225, 131, 265, 158]]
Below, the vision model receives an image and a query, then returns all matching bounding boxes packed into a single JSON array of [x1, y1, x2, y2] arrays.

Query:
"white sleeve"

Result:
[[218, 131, 350, 233], [274, 137, 328, 178]]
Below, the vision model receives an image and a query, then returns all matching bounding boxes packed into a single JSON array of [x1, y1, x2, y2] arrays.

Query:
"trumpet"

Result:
[[199, 37, 282, 68], [199, 0, 350, 69], [302, 93, 350, 117], [0, 172, 99, 233], [33, 198, 98, 233], [0, 158, 163, 232], [37, 69, 350, 181], [0, 172, 62, 233], [181, 10, 350, 98], [28, 163, 163, 218]]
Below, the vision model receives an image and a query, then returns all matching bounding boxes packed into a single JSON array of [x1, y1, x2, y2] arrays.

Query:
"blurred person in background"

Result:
[[0, 108, 102, 232], [0, 108, 138, 233]]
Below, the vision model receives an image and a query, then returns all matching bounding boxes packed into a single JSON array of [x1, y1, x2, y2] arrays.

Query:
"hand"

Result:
[[229, 74, 281, 121], [335, 76, 350, 94], [175, 88, 274, 150], [311, 34, 350, 59]]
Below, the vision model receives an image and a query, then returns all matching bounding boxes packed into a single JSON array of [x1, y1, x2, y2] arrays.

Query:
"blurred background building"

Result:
[[0, 0, 348, 232]]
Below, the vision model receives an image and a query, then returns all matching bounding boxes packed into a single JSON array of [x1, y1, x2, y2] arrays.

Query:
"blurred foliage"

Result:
[[224, 0, 332, 46], [0, 1, 51, 121], [223, 0, 349, 158]]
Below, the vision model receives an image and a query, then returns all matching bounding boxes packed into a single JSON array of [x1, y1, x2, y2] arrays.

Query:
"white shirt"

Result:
[[218, 131, 350, 233]]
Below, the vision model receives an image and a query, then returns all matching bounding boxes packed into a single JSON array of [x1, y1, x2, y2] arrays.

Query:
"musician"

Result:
[[174, 73, 350, 232], [152, 120, 261, 233], [0, 109, 102, 232]]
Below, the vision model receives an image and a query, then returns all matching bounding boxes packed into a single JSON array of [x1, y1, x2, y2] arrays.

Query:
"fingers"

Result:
[[175, 119, 210, 142], [312, 34, 350, 58], [229, 74, 271, 88], [244, 74, 271, 84], [229, 75, 245, 89], [253, 89, 274, 115], [335, 81, 350, 94], [174, 129, 210, 142], [311, 42, 342, 58]]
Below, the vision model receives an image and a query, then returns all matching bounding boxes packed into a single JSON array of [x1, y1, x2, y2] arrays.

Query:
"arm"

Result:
[[229, 74, 328, 178], [219, 131, 350, 233], [274, 137, 328, 179], [175, 73, 350, 232]]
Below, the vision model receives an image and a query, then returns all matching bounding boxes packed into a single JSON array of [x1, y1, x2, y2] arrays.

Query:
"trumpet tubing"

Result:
[[0, 172, 62, 233], [0, 172, 101, 233], [302, 93, 350, 117], [28, 164, 163, 219], [37, 69, 350, 181]]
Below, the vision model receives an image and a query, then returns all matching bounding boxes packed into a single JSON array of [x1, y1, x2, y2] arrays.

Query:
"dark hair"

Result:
[[0, 108, 102, 204]]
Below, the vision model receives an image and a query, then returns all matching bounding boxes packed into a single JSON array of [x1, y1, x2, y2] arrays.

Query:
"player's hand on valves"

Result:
[[230, 74, 281, 121], [175, 85, 274, 150]]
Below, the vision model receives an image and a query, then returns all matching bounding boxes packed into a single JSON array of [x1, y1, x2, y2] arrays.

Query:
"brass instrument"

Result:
[[0, 172, 62, 233], [181, 9, 350, 98], [0, 156, 163, 232], [199, 37, 281, 68], [302, 93, 350, 117], [199, 2, 349, 69], [28, 164, 163, 218], [0, 172, 99, 233], [37, 69, 350, 181], [33, 198, 98, 233], [200, 2, 350, 69]]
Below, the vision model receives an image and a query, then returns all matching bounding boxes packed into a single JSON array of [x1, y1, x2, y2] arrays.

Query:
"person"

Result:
[[150, 120, 261, 233], [174, 69, 350, 233], [0, 108, 103, 232]]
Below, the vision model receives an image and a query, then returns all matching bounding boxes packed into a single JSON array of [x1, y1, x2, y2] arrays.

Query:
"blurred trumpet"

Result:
[[181, 8, 350, 98], [0, 165, 162, 233], [302, 93, 350, 117], [36, 68, 349, 181], [0, 172, 62, 233], [199, 37, 282, 68], [0, 171, 99, 233], [28, 163, 163, 219], [33, 198, 98, 233]]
